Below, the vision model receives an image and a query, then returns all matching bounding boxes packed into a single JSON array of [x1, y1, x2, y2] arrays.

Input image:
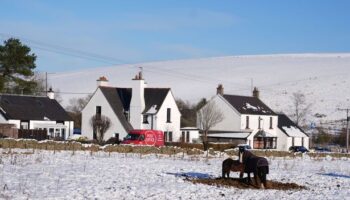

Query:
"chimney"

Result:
[[47, 88, 55, 99], [253, 87, 260, 98], [130, 70, 147, 129], [217, 84, 224, 95], [97, 76, 109, 87]]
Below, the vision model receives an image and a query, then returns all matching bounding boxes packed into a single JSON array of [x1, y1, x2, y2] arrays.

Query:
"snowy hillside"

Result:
[[50, 53, 350, 126]]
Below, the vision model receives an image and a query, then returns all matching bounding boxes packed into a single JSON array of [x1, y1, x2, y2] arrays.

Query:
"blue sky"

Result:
[[0, 0, 349, 72]]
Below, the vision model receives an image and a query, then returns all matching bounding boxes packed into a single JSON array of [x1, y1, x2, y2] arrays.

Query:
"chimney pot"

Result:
[[97, 76, 109, 87], [217, 84, 224, 95], [47, 87, 55, 99], [253, 87, 260, 98]]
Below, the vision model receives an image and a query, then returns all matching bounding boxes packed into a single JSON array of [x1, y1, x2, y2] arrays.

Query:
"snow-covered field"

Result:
[[0, 149, 349, 199]]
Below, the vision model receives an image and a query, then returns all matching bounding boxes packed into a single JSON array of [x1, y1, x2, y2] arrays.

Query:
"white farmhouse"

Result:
[[81, 73, 181, 142], [197, 84, 309, 151], [0, 90, 74, 139]]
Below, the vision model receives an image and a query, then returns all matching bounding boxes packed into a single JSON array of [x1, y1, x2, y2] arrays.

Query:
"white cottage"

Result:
[[0, 91, 74, 139], [81, 73, 181, 141], [197, 85, 309, 151]]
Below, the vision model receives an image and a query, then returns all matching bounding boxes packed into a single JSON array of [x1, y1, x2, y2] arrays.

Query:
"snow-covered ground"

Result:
[[50, 53, 350, 125], [0, 149, 349, 199]]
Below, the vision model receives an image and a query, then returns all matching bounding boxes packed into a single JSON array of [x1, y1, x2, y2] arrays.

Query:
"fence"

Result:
[[18, 129, 48, 141]]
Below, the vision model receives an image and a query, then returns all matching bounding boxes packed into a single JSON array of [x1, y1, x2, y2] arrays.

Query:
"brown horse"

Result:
[[238, 147, 269, 188], [222, 158, 244, 178]]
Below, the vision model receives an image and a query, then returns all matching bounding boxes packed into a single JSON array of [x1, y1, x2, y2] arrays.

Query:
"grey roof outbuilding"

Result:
[[0, 94, 72, 121]]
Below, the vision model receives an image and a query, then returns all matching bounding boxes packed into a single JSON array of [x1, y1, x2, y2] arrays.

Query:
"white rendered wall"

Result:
[[154, 91, 181, 142], [276, 129, 289, 151], [241, 114, 278, 135], [81, 88, 129, 140], [201, 95, 241, 131]]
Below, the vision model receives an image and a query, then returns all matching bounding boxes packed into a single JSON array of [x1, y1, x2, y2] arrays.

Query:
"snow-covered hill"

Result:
[[50, 53, 350, 126]]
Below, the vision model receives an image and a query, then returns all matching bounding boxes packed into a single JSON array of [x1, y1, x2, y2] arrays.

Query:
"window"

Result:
[[246, 116, 250, 129], [269, 117, 273, 129], [168, 132, 173, 142], [49, 128, 54, 138], [114, 133, 119, 141], [20, 121, 29, 129], [302, 137, 304, 146], [96, 106, 102, 119], [258, 117, 261, 129], [143, 115, 149, 124], [166, 108, 171, 123], [181, 132, 185, 143], [292, 137, 295, 146], [61, 129, 66, 139], [164, 131, 173, 142], [186, 131, 190, 143]]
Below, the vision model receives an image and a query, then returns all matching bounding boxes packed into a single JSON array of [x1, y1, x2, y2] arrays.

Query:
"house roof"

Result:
[[99, 87, 133, 132], [222, 94, 276, 115], [99, 87, 170, 131], [143, 88, 170, 114], [0, 94, 72, 121], [278, 114, 308, 137]]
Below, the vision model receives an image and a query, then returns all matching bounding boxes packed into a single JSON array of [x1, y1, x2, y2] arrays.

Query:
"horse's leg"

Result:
[[239, 171, 244, 179], [254, 172, 259, 187], [247, 172, 252, 184], [260, 172, 266, 189]]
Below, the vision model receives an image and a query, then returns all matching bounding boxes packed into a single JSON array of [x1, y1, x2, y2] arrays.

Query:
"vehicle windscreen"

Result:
[[125, 133, 141, 140]]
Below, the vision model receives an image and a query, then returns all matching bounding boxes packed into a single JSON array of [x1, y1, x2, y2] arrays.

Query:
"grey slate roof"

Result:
[[143, 88, 170, 114], [0, 94, 72, 121], [99, 87, 170, 132], [222, 94, 276, 115], [277, 113, 308, 137], [99, 87, 133, 132]]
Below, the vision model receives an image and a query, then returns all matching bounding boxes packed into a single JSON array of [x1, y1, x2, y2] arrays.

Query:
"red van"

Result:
[[122, 129, 164, 147]]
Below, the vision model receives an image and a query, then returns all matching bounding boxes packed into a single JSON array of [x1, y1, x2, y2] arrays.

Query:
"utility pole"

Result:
[[338, 108, 349, 153], [45, 72, 48, 95]]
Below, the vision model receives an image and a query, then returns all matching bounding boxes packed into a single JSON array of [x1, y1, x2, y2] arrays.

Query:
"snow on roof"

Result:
[[145, 105, 157, 114], [245, 103, 258, 110], [282, 126, 306, 137]]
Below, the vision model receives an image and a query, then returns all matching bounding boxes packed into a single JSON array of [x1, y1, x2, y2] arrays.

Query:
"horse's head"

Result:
[[238, 146, 245, 163]]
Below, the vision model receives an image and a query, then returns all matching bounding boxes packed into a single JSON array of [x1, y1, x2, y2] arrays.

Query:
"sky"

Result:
[[0, 0, 350, 72]]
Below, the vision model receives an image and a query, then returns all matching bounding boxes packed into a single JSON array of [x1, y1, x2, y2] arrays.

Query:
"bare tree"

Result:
[[197, 101, 224, 151], [290, 92, 311, 126], [90, 114, 111, 143], [66, 95, 92, 129]]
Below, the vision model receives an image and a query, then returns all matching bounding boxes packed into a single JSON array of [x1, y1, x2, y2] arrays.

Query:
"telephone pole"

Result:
[[338, 108, 349, 153]]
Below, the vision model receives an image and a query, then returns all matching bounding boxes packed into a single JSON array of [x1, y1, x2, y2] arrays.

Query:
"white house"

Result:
[[197, 84, 309, 151], [0, 90, 74, 140], [81, 73, 181, 142]]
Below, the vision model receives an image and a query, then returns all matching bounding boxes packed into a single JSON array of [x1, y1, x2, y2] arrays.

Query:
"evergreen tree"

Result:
[[0, 38, 37, 94]]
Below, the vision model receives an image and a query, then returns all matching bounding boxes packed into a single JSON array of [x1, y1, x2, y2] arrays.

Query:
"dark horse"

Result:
[[238, 147, 269, 188], [222, 158, 244, 178]]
